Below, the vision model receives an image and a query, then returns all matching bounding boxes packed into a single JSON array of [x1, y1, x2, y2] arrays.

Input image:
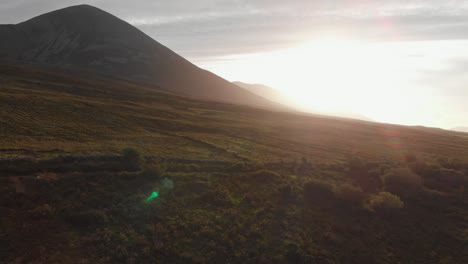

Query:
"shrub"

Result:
[[348, 156, 365, 170], [436, 157, 464, 170], [122, 148, 141, 170], [0, 157, 38, 174], [303, 179, 333, 202], [297, 157, 313, 175], [29, 204, 54, 217], [383, 168, 423, 195], [333, 184, 366, 206], [410, 160, 467, 191], [64, 209, 109, 228], [141, 163, 164, 179], [408, 160, 440, 178], [277, 183, 298, 201], [247, 169, 281, 182], [198, 188, 232, 207], [439, 169, 466, 189], [404, 153, 418, 163], [367, 192, 404, 212]]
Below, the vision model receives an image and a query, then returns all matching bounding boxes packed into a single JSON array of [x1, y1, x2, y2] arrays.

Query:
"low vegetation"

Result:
[[382, 167, 423, 195], [1, 149, 467, 263], [366, 191, 404, 212]]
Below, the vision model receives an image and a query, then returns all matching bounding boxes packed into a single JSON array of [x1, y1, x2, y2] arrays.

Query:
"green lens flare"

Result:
[[145, 191, 159, 202]]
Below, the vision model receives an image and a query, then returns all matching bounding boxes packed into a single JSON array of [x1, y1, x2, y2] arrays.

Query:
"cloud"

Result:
[[3, 1, 468, 57]]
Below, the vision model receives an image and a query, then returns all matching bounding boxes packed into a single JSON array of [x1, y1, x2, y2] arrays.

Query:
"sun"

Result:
[[262, 38, 425, 123], [198, 37, 428, 125], [268, 38, 391, 112]]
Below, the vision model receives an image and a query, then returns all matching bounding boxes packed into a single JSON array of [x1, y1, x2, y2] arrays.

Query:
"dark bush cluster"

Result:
[[122, 148, 142, 171], [140, 163, 165, 179], [347, 157, 383, 192], [63, 209, 109, 229], [382, 168, 423, 195], [408, 160, 467, 192], [303, 179, 334, 202], [333, 183, 366, 206]]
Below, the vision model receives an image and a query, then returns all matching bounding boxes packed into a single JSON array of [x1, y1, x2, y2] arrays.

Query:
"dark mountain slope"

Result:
[[0, 5, 285, 110]]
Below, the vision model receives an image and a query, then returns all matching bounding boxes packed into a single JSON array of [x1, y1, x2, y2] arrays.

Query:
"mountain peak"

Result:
[[19, 4, 138, 38], [1, 4, 165, 70], [29, 4, 109, 18]]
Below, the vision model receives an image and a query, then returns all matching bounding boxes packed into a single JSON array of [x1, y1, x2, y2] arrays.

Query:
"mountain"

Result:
[[0, 5, 284, 110], [452, 127, 468, 133], [234, 81, 372, 121], [234, 81, 297, 107]]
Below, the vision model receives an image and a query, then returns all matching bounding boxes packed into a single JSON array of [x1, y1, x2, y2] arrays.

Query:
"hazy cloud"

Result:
[[3, 1, 468, 57]]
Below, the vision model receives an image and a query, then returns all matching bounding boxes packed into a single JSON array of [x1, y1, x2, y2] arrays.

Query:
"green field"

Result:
[[1, 64, 467, 263]]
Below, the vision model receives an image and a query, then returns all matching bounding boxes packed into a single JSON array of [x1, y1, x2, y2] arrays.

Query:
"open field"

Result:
[[1, 64, 467, 263]]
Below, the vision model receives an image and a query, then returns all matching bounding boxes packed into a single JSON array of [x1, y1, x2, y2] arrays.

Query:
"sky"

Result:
[[1, 0, 468, 129]]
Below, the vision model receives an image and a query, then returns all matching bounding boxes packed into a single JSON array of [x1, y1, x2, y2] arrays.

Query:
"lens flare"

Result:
[[145, 191, 159, 203]]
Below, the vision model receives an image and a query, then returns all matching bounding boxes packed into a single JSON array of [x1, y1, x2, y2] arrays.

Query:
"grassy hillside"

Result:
[[1, 64, 468, 162], [1, 64, 467, 263]]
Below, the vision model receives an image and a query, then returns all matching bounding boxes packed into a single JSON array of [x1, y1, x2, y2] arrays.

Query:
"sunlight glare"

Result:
[[197, 37, 464, 127]]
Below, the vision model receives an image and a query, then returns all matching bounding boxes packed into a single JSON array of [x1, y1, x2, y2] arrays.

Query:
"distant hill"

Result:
[[233, 81, 297, 107], [0, 5, 285, 110], [234, 81, 372, 121], [452, 127, 468, 133]]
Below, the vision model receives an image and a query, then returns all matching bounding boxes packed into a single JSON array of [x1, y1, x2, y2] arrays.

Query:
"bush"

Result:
[[367, 192, 404, 212], [277, 183, 298, 201], [410, 160, 466, 191], [0, 157, 38, 174], [408, 160, 440, 178], [198, 188, 232, 207], [141, 163, 164, 179], [439, 169, 466, 189], [247, 169, 281, 182], [122, 148, 141, 170], [348, 156, 365, 170], [383, 168, 423, 195], [333, 184, 366, 206], [303, 179, 333, 202], [64, 209, 109, 228], [29, 204, 54, 217], [438, 157, 464, 170], [404, 153, 418, 163]]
